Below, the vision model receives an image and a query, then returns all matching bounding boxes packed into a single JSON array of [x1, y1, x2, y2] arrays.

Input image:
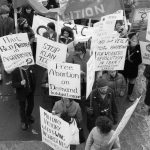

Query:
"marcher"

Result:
[[52, 97, 83, 150], [102, 70, 127, 98], [43, 22, 57, 41], [123, 33, 142, 102], [67, 42, 90, 97], [86, 78, 118, 132], [17, 17, 36, 58], [85, 116, 121, 150], [12, 65, 36, 130], [59, 26, 74, 44]]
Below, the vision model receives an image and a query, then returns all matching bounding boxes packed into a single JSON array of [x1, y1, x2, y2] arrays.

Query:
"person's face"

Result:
[[23, 21, 28, 28], [62, 98, 71, 107], [63, 31, 69, 38], [75, 50, 82, 56], [130, 36, 138, 47], [47, 27, 54, 33], [109, 70, 117, 78], [26, 8, 31, 13], [99, 86, 108, 94], [115, 23, 122, 32], [42, 1, 48, 6]]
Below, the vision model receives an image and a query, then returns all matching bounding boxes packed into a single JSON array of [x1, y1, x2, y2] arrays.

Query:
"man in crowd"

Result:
[[86, 78, 118, 132]]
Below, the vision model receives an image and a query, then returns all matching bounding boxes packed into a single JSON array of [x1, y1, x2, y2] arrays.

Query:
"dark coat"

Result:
[[124, 45, 142, 79], [11, 66, 36, 100], [86, 87, 118, 130]]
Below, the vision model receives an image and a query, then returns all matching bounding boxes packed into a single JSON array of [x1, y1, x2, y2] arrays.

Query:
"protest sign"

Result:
[[86, 54, 95, 99], [61, 0, 121, 20], [48, 61, 81, 99], [40, 107, 70, 150], [36, 35, 67, 69], [131, 8, 150, 31], [140, 41, 150, 65], [94, 10, 124, 32], [146, 12, 150, 41], [32, 15, 92, 42], [94, 37, 128, 71], [0, 33, 34, 73], [109, 96, 141, 145]]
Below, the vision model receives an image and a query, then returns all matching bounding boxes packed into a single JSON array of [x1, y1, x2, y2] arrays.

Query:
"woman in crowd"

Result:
[[102, 70, 127, 98], [52, 97, 83, 150], [67, 42, 90, 98], [18, 17, 35, 58], [85, 116, 120, 150], [43, 22, 57, 41], [21, 5, 34, 27], [59, 26, 74, 44], [123, 33, 142, 102]]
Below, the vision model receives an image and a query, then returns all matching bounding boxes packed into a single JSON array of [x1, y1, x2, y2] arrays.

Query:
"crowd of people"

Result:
[[0, 0, 149, 150]]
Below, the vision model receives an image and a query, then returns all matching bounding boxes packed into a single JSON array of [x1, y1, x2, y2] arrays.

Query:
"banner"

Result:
[[131, 8, 150, 31], [0, 33, 34, 73], [109, 96, 141, 144], [140, 41, 150, 65], [86, 54, 95, 99], [48, 61, 81, 99], [62, 0, 122, 20], [32, 15, 92, 42], [13, 0, 27, 8], [36, 35, 67, 69], [94, 37, 128, 71], [40, 107, 70, 150]]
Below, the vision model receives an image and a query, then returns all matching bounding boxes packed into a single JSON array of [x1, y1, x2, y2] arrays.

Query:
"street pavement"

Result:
[[0, 64, 150, 150]]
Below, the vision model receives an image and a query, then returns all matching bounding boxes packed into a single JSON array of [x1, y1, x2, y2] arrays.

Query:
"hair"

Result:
[[60, 112, 71, 123], [95, 116, 113, 134], [47, 22, 55, 32], [60, 26, 74, 39], [115, 20, 124, 26], [74, 42, 86, 54]]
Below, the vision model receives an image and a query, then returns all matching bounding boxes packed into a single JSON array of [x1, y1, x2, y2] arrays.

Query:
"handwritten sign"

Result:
[[109, 96, 141, 144], [94, 37, 128, 71], [0, 33, 34, 73], [140, 41, 150, 65], [40, 107, 70, 150], [86, 54, 95, 99], [36, 35, 67, 69], [48, 61, 81, 99]]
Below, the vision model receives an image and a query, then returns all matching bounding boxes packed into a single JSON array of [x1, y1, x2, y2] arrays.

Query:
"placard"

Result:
[[36, 35, 67, 68], [0, 33, 34, 73], [95, 37, 128, 71], [40, 107, 70, 150], [109, 96, 141, 144], [140, 41, 150, 65], [86, 54, 95, 99], [48, 61, 81, 99]]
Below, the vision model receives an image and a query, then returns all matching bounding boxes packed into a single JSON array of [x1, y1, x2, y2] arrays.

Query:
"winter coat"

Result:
[[124, 45, 142, 79], [11, 66, 36, 100], [102, 73, 127, 97], [85, 127, 120, 150], [86, 87, 118, 131], [52, 99, 82, 125]]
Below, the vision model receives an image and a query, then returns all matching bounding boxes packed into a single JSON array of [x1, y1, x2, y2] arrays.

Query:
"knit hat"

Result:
[[0, 5, 10, 15], [96, 78, 108, 88]]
